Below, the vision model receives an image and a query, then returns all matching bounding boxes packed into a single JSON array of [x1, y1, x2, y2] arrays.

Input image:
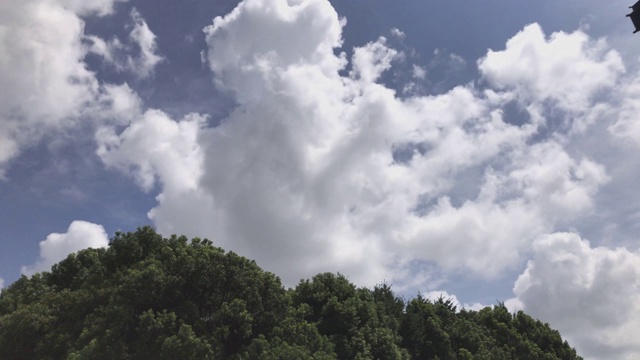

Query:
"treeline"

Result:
[[0, 227, 581, 359]]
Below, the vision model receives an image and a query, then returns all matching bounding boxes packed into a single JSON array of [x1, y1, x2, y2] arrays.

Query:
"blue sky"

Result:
[[2, 0, 640, 358]]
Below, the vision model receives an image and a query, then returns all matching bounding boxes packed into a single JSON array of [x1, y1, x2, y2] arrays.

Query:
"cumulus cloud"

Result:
[[507, 232, 640, 360], [202, 0, 345, 104], [21, 221, 109, 276], [58, 0, 126, 16], [479, 23, 624, 120], [0, 0, 98, 173], [0, 0, 143, 177], [97, 0, 621, 291], [351, 37, 398, 82], [96, 109, 206, 193]]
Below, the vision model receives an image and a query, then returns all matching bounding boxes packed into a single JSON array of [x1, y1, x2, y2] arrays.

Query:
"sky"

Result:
[[1, 0, 640, 358]]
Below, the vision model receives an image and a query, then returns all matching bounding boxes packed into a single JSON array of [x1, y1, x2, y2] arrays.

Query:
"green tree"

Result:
[[293, 273, 409, 360], [0, 227, 583, 360]]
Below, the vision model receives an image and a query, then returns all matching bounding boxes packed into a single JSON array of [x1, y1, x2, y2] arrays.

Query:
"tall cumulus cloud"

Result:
[[95, 1, 640, 358], [99, 0, 615, 284]]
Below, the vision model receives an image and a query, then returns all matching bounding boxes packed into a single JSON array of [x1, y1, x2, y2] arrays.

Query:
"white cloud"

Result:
[[479, 23, 624, 119], [395, 139, 608, 277], [509, 142, 609, 220], [96, 109, 206, 193], [351, 37, 397, 83], [86, 9, 163, 78], [507, 232, 640, 360], [58, 0, 126, 16], [0, 0, 143, 177], [21, 221, 109, 276], [126, 9, 164, 78], [0, 277, 4, 291], [609, 72, 640, 147], [0, 0, 98, 172], [97, 83, 143, 124], [390, 28, 405, 40], [97, 0, 620, 290], [201, 0, 346, 105], [86, 35, 119, 63]]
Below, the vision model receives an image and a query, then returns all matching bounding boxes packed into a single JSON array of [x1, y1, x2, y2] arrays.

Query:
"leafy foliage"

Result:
[[0, 227, 582, 359]]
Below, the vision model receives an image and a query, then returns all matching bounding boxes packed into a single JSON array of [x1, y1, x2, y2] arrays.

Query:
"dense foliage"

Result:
[[0, 227, 582, 359]]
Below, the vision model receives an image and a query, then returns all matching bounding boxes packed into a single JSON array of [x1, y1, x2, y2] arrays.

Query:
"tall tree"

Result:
[[0, 227, 582, 360]]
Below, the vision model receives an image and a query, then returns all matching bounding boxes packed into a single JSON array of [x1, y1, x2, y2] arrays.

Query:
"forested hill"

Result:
[[0, 227, 581, 359]]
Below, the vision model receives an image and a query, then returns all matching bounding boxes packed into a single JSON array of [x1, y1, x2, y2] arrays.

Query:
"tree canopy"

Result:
[[0, 227, 582, 359]]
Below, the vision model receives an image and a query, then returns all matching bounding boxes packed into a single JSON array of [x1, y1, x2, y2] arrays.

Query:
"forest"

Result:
[[0, 227, 582, 359]]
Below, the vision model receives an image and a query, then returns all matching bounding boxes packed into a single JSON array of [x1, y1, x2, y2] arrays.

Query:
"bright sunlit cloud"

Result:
[[507, 232, 640, 359], [21, 221, 109, 276]]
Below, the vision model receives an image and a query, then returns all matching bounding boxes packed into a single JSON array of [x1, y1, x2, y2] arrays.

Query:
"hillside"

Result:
[[0, 227, 581, 359]]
